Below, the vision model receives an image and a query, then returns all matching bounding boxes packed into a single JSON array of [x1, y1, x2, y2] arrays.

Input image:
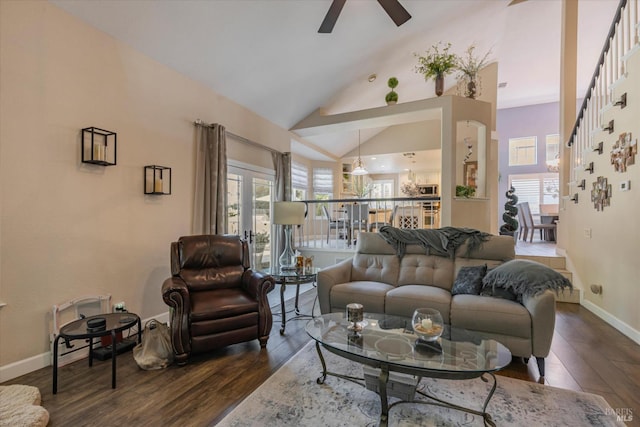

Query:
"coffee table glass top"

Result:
[[306, 312, 511, 374]]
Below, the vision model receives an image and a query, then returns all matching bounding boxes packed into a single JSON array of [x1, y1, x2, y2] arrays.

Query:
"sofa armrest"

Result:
[[317, 258, 353, 314], [522, 290, 556, 358], [161, 277, 191, 364]]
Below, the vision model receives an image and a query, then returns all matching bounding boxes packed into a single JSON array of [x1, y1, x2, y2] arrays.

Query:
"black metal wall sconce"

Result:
[[602, 120, 614, 134], [577, 179, 586, 190], [613, 92, 627, 109], [570, 193, 579, 204], [593, 141, 604, 155], [144, 165, 171, 195], [585, 162, 594, 174], [81, 127, 117, 166]]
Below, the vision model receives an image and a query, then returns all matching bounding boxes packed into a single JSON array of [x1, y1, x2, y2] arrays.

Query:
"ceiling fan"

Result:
[[318, 0, 412, 33]]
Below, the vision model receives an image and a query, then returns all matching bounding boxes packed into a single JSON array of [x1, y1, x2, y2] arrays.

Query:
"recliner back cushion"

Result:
[[397, 254, 454, 291], [177, 235, 246, 291]]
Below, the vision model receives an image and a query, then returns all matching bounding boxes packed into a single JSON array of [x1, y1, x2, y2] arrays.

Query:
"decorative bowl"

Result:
[[412, 308, 444, 342]]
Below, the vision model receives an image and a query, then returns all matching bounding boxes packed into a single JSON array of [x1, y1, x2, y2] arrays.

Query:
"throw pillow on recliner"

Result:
[[451, 264, 487, 296]]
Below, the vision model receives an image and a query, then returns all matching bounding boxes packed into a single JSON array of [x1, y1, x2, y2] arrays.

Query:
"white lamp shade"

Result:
[[273, 202, 306, 225]]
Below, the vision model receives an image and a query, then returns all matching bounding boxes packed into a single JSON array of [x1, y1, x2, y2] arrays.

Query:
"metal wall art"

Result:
[[610, 132, 637, 172], [591, 176, 612, 211]]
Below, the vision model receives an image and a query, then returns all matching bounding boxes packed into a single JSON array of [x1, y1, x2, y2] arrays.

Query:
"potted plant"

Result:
[[414, 42, 458, 96], [385, 77, 399, 105], [499, 186, 519, 238], [455, 185, 476, 198], [457, 44, 492, 99]]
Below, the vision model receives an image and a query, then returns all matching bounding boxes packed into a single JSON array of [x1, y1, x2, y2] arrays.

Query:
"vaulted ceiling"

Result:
[[51, 0, 618, 161]]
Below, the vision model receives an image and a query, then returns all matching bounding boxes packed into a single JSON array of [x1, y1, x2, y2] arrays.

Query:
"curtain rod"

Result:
[[194, 119, 282, 155]]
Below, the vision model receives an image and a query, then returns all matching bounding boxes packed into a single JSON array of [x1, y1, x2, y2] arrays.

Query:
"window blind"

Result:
[[313, 167, 333, 194], [291, 162, 308, 189]]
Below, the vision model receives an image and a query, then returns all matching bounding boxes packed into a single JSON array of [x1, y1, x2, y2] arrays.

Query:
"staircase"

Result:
[[515, 253, 580, 303]]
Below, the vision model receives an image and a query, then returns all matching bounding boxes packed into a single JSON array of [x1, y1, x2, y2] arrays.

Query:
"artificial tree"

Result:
[[499, 186, 519, 236]]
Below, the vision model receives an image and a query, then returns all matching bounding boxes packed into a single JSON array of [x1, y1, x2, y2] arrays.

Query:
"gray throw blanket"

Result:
[[378, 226, 491, 259]]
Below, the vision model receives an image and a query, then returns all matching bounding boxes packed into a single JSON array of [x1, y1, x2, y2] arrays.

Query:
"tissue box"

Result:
[[363, 365, 419, 401]]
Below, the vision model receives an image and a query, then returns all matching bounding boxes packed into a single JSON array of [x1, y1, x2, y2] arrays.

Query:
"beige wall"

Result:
[[560, 49, 640, 337], [0, 1, 291, 370]]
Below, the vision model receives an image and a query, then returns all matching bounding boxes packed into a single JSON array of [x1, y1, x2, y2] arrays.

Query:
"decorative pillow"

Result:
[[452, 264, 487, 296], [480, 285, 518, 301], [482, 259, 573, 298]]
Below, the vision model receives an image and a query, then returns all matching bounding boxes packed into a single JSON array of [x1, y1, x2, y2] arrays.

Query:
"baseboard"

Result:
[[581, 300, 640, 346], [0, 310, 170, 383]]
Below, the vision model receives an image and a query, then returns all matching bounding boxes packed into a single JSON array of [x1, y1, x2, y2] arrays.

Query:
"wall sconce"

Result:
[[577, 179, 586, 190], [613, 92, 627, 109], [144, 165, 171, 195], [592, 141, 603, 155], [81, 127, 117, 166], [585, 162, 594, 174], [570, 193, 579, 204], [602, 120, 614, 134]]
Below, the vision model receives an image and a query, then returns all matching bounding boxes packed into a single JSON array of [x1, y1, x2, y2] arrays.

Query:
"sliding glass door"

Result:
[[227, 163, 274, 270]]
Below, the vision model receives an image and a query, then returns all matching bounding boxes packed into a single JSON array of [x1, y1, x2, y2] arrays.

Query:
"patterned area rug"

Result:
[[218, 341, 624, 427]]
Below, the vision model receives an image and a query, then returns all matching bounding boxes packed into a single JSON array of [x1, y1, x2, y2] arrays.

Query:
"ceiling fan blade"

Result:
[[508, 0, 527, 6], [318, 0, 347, 33], [377, 0, 412, 27]]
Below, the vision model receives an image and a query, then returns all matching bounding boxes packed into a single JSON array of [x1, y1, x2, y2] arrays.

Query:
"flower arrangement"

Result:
[[414, 42, 458, 80], [456, 45, 492, 99], [401, 182, 421, 197], [457, 45, 492, 78]]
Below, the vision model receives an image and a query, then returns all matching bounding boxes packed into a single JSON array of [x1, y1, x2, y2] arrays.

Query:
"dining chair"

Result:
[[369, 205, 398, 232], [322, 205, 349, 244], [520, 202, 556, 242], [516, 203, 527, 241]]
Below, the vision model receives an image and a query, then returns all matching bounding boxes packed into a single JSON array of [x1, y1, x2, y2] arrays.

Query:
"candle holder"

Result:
[[81, 127, 117, 166], [346, 303, 365, 333], [144, 165, 171, 195]]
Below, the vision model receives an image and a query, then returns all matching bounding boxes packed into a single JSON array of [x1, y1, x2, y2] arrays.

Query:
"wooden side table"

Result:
[[53, 312, 141, 394]]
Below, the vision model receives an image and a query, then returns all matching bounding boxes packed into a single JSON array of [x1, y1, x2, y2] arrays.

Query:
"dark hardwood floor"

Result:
[[4, 290, 639, 426]]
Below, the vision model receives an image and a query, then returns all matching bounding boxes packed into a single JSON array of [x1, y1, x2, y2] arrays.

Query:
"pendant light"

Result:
[[351, 130, 369, 176]]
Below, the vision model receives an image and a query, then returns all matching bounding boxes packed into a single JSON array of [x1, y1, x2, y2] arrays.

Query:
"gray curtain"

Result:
[[272, 152, 291, 266], [192, 123, 227, 235]]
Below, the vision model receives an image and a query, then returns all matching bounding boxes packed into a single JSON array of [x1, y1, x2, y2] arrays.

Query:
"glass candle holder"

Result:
[[346, 303, 364, 332]]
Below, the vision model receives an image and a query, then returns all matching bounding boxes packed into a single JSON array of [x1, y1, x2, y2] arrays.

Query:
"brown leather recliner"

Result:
[[161, 235, 275, 365]]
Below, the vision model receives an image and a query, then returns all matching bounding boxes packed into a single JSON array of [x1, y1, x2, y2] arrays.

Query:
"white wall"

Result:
[[0, 1, 291, 374]]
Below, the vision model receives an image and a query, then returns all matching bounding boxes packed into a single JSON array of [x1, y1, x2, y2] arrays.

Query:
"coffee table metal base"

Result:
[[313, 341, 498, 427]]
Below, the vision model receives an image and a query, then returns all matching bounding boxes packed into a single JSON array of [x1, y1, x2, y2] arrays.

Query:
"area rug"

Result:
[[217, 341, 624, 427], [0, 385, 49, 427]]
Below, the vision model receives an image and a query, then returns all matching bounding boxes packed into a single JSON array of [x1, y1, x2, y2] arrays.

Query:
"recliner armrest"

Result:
[[242, 270, 275, 301], [317, 258, 353, 314], [161, 276, 192, 364], [522, 290, 556, 358]]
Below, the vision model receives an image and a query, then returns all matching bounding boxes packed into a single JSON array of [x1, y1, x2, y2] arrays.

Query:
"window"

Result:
[[370, 179, 394, 208], [509, 173, 559, 215], [313, 167, 333, 217], [291, 162, 308, 201], [546, 134, 559, 162], [509, 136, 537, 166]]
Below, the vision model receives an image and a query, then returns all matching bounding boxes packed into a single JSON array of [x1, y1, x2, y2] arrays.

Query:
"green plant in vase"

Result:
[[385, 77, 399, 105], [457, 44, 492, 99], [414, 42, 458, 96], [456, 185, 476, 198]]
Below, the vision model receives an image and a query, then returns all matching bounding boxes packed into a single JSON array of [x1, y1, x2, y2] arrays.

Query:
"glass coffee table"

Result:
[[306, 312, 512, 427]]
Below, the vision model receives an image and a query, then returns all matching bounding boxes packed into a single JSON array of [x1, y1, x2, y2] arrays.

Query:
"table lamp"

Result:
[[273, 202, 306, 270]]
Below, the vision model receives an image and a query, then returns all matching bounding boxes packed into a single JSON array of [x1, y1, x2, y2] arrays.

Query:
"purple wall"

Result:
[[496, 102, 559, 228]]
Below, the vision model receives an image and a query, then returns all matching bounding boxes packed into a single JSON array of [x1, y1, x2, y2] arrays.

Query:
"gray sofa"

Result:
[[317, 232, 556, 377]]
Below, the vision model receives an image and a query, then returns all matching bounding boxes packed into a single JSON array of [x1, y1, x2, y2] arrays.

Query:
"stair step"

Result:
[[515, 254, 566, 269]]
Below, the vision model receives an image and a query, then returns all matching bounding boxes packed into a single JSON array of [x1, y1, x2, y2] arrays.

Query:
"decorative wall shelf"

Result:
[[81, 127, 117, 166], [144, 165, 171, 195]]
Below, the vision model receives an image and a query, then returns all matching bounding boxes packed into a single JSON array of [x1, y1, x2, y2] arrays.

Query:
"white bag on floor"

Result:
[[133, 319, 174, 370]]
